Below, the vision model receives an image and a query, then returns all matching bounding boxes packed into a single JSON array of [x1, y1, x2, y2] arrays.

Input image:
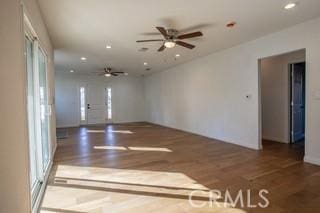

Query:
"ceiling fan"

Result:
[[136, 26, 203, 51], [95, 68, 125, 77]]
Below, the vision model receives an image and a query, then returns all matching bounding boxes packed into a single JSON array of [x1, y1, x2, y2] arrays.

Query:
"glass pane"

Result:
[[25, 37, 38, 190], [80, 87, 86, 121], [107, 88, 112, 120], [38, 48, 50, 170]]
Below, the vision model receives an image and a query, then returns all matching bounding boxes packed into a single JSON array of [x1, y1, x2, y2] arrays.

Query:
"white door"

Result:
[[87, 83, 108, 124]]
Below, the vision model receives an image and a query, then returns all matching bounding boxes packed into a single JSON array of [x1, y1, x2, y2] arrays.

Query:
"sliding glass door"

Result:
[[38, 48, 50, 170], [25, 33, 51, 205], [25, 35, 39, 195]]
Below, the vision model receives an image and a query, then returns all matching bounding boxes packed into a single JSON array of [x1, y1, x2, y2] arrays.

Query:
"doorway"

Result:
[[289, 62, 306, 143], [79, 83, 112, 125], [259, 49, 306, 157]]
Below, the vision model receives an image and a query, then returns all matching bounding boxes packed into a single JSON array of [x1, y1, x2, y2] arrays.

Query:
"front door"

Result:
[[87, 83, 108, 125], [290, 62, 306, 143]]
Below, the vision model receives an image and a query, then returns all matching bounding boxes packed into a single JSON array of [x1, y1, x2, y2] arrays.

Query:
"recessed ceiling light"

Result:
[[175, 54, 180, 57], [81, 57, 87, 61], [70, 70, 74, 73], [106, 45, 112, 49], [284, 3, 296, 9], [143, 62, 148, 66], [226, 21, 236, 28]]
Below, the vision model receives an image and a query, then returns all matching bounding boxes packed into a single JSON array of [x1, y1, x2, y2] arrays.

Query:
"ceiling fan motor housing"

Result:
[[166, 29, 179, 39]]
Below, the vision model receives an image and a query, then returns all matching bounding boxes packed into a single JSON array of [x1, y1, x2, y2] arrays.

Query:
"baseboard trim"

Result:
[[57, 124, 79, 128], [110, 121, 147, 124], [226, 138, 261, 150], [57, 121, 148, 129], [146, 121, 260, 151], [304, 155, 320, 166]]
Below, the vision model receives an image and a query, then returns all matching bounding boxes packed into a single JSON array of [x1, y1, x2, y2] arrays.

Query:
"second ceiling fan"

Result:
[[136, 26, 203, 52], [95, 68, 125, 77]]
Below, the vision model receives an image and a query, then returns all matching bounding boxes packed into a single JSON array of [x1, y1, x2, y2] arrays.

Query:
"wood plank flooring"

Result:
[[40, 123, 320, 213]]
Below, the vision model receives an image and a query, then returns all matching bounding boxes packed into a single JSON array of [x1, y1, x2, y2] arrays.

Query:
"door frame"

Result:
[[78, 82, 112, 125], [258, 48, 307, 151], [24, 12, 53, 212]]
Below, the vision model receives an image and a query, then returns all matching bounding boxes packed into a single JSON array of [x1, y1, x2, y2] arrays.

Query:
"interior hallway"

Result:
[[41, 123, 320, 212]]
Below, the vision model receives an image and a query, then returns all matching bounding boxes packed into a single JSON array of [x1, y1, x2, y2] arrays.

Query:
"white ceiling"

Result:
[[38, 0, 320, 75]]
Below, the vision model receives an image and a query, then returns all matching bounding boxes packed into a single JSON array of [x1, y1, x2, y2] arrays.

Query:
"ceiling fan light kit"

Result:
[[136, 26, 203, 52], [164, 41, 176, 48]]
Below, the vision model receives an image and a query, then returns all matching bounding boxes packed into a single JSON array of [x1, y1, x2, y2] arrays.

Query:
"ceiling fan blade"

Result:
[[98, 73, 105, 76], [141, 32, 161, 36], [112, 72, 124, 74], [180, 23, 213, 33], [158, 44, 166, 52], [176, 41, 195, 49], [177, 31, 203, 39], [156, 27, 168, 37], [136, 39, 164, 42], [111, 73, 118, 76]]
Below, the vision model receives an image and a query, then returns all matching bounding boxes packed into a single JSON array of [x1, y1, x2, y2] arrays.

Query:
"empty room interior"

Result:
[[2, 0, 320, 212]]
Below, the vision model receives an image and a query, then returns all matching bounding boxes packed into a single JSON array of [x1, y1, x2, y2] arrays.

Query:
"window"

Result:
[[107, 88, 112, 120], [80, 87, 86, 121]]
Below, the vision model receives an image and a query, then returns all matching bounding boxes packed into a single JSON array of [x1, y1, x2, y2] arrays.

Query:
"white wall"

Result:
[[55, 72, 145, 127], [0, 0, 56, 212], [55, 73, 79, 127], [261, 50, 305, 143], [144, 17, 320, 165]]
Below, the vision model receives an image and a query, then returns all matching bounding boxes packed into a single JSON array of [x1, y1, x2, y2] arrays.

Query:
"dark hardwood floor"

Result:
[[41, 123, 320, 213]]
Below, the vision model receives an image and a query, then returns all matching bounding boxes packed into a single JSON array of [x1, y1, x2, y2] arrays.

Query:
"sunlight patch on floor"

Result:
[[110, 130, 133, 134], [128, 147, 172, 152], [41, 165, 246, 212], [94, 146, 127, 150], [93, 146, 172, 152], [86, 129, 134, 134], [54, 165, 207, 190]]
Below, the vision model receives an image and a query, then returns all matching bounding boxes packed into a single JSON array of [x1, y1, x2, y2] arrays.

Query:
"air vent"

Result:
[[139, 47, 149, 52]]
